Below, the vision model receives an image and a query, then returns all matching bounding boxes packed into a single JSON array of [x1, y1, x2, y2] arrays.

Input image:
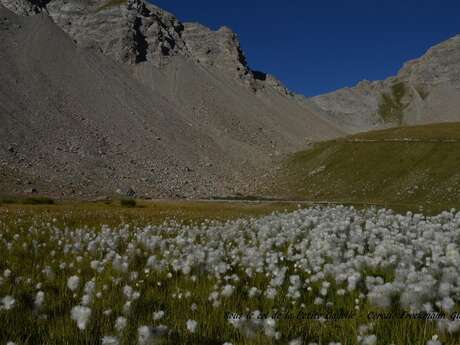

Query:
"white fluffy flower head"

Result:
[[71, 305, 91, 330]]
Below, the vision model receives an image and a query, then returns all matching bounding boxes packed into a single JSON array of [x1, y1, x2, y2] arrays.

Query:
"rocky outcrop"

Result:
[[42, 0, 187, 65], [182, 23, 250, 78], [398, 35, 460, 89], [2, 0, 291, 94], [1, 0, 48, 15], [307, 34, 460, 133]]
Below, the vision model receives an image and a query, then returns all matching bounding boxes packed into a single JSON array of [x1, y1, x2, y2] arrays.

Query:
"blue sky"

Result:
[[153, 0, 459, 96]]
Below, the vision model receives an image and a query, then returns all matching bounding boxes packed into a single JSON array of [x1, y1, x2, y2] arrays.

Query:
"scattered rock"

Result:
[[126, 187, 136, 198], [93, 196, 109, 202]]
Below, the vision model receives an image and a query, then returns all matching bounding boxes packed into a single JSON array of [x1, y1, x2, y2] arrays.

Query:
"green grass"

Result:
[[0, 199, 299, 229], [0, 195, 55, 206], [0, 197, 16, 205], [120, 199, 137, 208], [21, 196, 55, 205], [270, 122, 460, 214]]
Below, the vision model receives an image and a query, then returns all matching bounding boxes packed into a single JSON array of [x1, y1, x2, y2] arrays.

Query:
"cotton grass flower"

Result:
[[289, 338, 303, 345], [263, 317, 278, 338], [359, 335, 377, 345], [1, 296, 16, 310], [427, 335, 442, 345], [101, 336, 119, 345], [67, 276, 80, 291], [437, 319, 460, 334], [314, 297, 323, 305], [122, 301, 132, 315], [248, 287, 260, 298], [264, 287, 277, 299], [138, 326, 152, 345], [71, 305, 91, 330], [81, 294, 92, 306], [186, 319, 198, 333], [84, 280, 96, 295], [34, 291, 45, 309], [123, 285, 133, 300], [153, 310, 165, 320], [90, 260, 100, 270], [221, 284, 235, 297], [115, 316, 127, 332], [441, 297, 455, 312]]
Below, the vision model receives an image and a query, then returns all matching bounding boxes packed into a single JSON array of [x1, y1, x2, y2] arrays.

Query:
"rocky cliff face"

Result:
[[44, 0, 186, 65], [182, 23, 249, 77], [1, 0, 47, 15], [307, 34, 460, 133], [398, 35, 460, 89], [2, 0, 291, 93]]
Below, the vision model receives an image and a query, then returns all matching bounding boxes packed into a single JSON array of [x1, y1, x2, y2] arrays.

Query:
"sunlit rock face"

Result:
[[307, 34, 460, 132], [1, 0, 297, 96], [2, 0, 245, 76]]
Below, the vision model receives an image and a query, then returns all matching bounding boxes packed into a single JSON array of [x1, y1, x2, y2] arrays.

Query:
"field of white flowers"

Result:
[[1, 205, 460, 345]]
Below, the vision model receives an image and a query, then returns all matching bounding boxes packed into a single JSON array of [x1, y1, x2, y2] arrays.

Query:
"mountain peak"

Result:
[[2, 0, 286, 90], [308, 31, 460, 132]]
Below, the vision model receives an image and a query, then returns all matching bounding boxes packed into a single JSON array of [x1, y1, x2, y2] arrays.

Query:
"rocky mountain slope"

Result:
[[0, 1, 342, 198], [0, 5, 225, 198], [2, 0, 298, 93], [306, 34, 460, 133]]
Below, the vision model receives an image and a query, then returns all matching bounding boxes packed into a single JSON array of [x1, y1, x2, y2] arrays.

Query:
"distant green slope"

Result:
[[270, 123, 460, 208]]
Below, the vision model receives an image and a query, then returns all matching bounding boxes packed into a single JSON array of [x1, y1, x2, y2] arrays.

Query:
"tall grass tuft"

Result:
[[120, 198, 137, 208], [21, 196, 55, 205]]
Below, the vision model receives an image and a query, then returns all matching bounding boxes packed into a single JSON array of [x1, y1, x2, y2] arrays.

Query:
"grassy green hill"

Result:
[[270, 122, 460, 210]]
